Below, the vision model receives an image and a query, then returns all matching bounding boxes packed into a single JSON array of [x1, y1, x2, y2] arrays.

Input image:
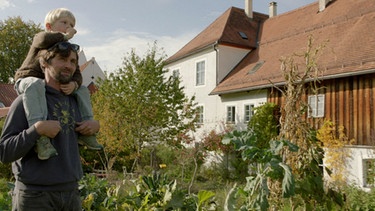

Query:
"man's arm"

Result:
[[0, 97, 61, 163], [0, 97, 38, 163]]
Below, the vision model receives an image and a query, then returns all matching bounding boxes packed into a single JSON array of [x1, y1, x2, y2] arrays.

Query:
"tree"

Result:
[[91, 44, 198, 172], [0, 16, 42, 83]]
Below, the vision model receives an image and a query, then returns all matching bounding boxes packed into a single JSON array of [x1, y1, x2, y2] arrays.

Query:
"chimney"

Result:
[[245, 0, 253, 19], [269, 2, 277, 18], [319, 0, 330, 12]]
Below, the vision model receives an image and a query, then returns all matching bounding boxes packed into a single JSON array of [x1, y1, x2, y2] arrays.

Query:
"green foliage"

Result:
[[0, 16, 42, 83], [223, 130, 298, 211], [79, 174, 122, 210], [0, 118, 12, 180], [122, 171, 215, 210], [91, 43, 197, 171], [248, 103, 280, 147], [341, 185, 375, 210], [0, 179, 12, 211]]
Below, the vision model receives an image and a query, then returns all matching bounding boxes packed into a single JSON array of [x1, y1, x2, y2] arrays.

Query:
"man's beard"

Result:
[[56, 72, 73, 84]]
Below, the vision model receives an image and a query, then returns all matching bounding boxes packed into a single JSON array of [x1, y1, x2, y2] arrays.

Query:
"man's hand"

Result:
[[34, 120, 62, 138], [60, 81, 77, 95], [64, 28, 77, 40], [75, 120, 100, 136]]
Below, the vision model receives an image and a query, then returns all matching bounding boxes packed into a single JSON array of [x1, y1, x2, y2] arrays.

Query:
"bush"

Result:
[[0, 179, 12, 210]]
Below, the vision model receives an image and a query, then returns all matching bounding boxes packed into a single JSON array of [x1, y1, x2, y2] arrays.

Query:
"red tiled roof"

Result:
[[166, 7, 268, 63], [80, 61, 89, 73], [0, 107, 9, 118], [0, 84, 17, 107], [211, 0, 375, 94]]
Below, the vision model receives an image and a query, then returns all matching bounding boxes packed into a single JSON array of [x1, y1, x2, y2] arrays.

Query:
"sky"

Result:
[[0, 0, 316, 73]]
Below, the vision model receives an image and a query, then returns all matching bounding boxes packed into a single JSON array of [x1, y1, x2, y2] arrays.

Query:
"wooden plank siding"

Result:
[[268, 73, 375, 146]]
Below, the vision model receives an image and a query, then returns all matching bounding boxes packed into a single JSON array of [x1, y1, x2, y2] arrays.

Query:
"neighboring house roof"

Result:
[[0, 108, 9, 118], [166, 7, 268, 63], [0, 84, 17, 107], [211, 0, 375, 94]]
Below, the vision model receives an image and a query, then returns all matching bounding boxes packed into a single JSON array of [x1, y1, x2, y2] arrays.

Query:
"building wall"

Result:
[[216, 45, 250, 83], [165, 45, 252, 140], [268, 73, 375, 146], [268, 73, 375, 189], [220, 90, 268, 130], [81, 59, 106, 87], [344, 146, 375, 190]]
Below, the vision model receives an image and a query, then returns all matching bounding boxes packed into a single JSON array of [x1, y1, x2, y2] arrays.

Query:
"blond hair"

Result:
[[44, 8, 76, 30]]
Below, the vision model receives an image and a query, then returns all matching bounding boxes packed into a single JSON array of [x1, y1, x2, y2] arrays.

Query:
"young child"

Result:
[[14, 8, 103, 160]]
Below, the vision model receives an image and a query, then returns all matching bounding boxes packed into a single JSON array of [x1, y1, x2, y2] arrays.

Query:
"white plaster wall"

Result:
[[216, 45, 250, 83], [344, 146, 375, 191], [165, 45, 257, 141], [220, 90, 268, 130], [81, 58, 106, 87], [166, 48, 222, 139]]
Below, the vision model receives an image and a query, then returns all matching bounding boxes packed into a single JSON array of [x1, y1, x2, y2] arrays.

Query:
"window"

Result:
[[172, 69, 180, 78], [238, 31, 248, 40], [244, 104, 255, 122], [308, 94, 325, 118], [248, 61, 265, 74], [196, 60, 205, 86], [227, 106, 236, 124], [196, 106, 204, 124], [364, 159, 375, 187]]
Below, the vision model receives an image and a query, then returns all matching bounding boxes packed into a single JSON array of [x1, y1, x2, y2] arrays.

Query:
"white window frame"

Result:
[[363, 159, 375, 188], [308, 94, 325, 118], [244, 104, 255, 122], [226, 106, 236, 124], [172, 69, 180, 78], [196, 60, 205, 86], [196, 105, 204, 124]]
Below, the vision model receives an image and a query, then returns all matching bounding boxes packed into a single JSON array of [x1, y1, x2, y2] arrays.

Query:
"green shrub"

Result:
[[0, 179, 12, 210]]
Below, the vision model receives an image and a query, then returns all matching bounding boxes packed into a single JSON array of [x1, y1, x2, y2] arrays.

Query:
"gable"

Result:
[[166, 7, 268, 63]]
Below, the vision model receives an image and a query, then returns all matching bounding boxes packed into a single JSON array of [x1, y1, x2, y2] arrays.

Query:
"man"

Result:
[[0, 41, 99, 210]]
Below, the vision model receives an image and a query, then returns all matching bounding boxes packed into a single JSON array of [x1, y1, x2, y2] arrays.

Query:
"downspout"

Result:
[[255, 18, 262, 48], [213, 41, 219, 85]]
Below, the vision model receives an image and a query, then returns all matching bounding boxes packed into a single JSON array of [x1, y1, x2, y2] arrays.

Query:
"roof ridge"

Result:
[[260, 4, 375, 46]]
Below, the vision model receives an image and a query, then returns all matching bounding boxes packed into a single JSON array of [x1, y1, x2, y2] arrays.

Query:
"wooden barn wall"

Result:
[[268, 73, 375, 146]]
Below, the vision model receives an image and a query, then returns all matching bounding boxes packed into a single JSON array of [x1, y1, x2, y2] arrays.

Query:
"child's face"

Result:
[[49, 17, 75, 33]]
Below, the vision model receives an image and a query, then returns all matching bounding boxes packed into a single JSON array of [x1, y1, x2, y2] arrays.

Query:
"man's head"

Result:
[[39, 42, 79, 88], [44, 8, 75, 33]]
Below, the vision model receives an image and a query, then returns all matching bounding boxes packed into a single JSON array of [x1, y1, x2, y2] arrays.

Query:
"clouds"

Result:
[[0, 0, 13, 9], [82, 30, 196, 73]]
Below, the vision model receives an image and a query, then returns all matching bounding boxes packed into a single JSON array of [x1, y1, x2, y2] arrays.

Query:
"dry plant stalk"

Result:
[[276, 35, 326, 174]]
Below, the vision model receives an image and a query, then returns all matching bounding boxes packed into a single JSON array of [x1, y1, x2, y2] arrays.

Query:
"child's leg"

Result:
[[15, 77, 57, 160], [74, 86, 93, 120], [75, 86, 103, 150], [16, 77, 48, 126]]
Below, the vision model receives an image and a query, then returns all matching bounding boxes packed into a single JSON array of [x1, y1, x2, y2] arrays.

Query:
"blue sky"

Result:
[[0, 0, 316, 72]]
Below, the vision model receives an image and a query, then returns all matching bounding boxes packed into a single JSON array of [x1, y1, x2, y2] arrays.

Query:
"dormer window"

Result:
[[239, 31, 248, 40], [248, 61, 265, 74]]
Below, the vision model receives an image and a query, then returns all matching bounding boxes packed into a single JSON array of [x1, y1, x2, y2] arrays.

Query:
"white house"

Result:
[[165, 0, 375, 189], [78, 50, 106, 87], [165, 4, 269, 139]]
